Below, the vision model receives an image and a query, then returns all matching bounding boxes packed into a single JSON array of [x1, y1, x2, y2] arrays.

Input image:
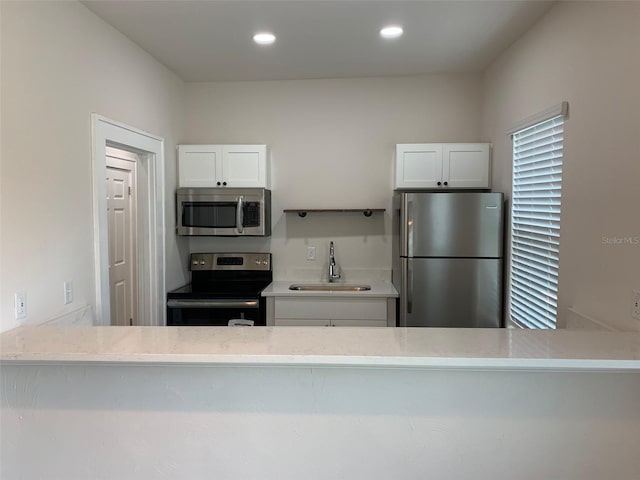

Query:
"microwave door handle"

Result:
[[236, 196, 244, 234]]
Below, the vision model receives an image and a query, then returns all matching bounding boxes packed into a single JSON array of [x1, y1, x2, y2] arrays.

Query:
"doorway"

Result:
[[92, 115, 166, 326]]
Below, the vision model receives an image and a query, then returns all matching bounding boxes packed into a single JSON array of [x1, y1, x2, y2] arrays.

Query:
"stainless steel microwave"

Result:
[[176, 188, 271, 236]]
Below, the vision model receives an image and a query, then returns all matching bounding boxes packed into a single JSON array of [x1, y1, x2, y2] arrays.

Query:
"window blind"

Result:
[[509, 114, 564, 329]]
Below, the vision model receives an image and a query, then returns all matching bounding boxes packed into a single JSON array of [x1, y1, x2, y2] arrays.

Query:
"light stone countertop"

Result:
[[261, 281, 399, 297], [1, 326, 639, 371]]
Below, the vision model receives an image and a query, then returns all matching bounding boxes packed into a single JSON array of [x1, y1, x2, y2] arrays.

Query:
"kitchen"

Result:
[[3, 1, 639, 333], [1, 1, 639, 478]]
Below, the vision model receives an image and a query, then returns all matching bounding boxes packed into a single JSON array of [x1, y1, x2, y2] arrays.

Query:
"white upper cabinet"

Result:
[[178, 144, 270, 188], [395, 143, 491, 189], [395, 144, 443, 189], [443, 143, 491, 188], [178, 145, 221, 187]]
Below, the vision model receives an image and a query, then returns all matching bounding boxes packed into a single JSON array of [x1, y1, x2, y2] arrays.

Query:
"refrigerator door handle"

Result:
[[407, 261, 413, 314], [406, 198, 413, 257]]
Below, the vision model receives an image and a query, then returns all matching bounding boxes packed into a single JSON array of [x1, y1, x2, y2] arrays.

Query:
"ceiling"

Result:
[[83, 0, 555, 82]]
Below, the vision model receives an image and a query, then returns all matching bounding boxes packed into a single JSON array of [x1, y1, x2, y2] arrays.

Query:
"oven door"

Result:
[[166, 298, 266, 326]]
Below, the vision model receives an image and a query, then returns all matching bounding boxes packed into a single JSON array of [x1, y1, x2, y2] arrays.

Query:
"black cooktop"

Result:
[[167, 252, 273, 300]]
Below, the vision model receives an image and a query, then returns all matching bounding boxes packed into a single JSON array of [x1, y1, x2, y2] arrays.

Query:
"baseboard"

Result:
[[42, 305, 95, 326], [565, 307, 617, 331]]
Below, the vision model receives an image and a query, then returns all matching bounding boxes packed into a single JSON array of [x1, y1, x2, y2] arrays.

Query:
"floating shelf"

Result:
[[283, 208, 385, 218]]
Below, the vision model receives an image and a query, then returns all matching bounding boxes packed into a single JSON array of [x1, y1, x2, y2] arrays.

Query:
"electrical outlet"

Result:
[[14, 292, 26, 320], [632, 289, 640, 320], [306, 246, 316, 261], [64, 280, 73, 305]]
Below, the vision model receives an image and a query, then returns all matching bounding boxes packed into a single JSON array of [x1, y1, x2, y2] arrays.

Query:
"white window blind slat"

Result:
[[513, 212, 561, 223], [514, 185, 562, 193], [509, 112, 565, 329], [512, 252, 559, 274], [511, 304, 555, 329], [512, 262, 559, 279], [511, 286, 558, 317], [512, 231, 560, 246], [513, 239, 559, 255], [514, 139, 564, 158], [511, 298, 557, 328], [513, 128, 564, 148], [511, 265, 558, 292], [512, 265, 558, 290], [511, 221, 560, 234], [512, 243, 559, 262], [513, 207, 561, 215], [513, 239, 559, 256], [514, 160, 563, 174]]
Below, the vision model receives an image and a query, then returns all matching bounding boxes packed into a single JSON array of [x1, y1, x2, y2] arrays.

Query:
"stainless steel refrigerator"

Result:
[[392, 192, 504, 327]]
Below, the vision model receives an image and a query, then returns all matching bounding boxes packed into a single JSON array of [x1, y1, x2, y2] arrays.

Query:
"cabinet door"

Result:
[[178, 145, 222, 187], [221, 145, 269, 188], [395, 144, 443, 189], [442, 143, 490, 188]]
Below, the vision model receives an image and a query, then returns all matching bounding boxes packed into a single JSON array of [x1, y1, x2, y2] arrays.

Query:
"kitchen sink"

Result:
[[288, 284, 371, 292]]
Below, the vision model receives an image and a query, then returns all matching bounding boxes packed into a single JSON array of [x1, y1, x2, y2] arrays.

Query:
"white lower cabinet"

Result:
[[269, 297, 392, 327]]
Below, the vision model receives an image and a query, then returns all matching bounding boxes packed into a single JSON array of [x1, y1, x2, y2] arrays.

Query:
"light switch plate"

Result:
[[64, 281, 73, 305], [632, 289, 640, 320], [306, 246, 316, 261], [14, 292, 26, 320]]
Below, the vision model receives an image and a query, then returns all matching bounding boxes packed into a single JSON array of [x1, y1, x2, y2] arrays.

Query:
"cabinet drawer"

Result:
[[331, 318, 387, 327], [274, 318, 387, 327], [274, 318, 330, 326], [274, 298, 387, 320]]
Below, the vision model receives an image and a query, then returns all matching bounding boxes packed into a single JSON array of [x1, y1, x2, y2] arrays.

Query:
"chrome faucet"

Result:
[[328, 241, 341, 283]]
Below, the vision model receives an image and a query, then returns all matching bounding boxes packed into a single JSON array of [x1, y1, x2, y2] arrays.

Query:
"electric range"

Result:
[[166, 252, 272, 326]]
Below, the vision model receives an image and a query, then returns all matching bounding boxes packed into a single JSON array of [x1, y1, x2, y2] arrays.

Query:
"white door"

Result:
[[106, 149, 138, 326]]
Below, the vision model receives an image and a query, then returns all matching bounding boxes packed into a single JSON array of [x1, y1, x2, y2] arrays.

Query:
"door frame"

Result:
[[92, 114, 166, 326]]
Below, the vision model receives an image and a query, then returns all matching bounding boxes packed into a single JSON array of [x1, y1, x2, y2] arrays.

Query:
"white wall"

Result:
[[0, 1, 187, 332], [482, 1, 640, 331], [184, 75, 483, 281], [2, 364, 638, 479]]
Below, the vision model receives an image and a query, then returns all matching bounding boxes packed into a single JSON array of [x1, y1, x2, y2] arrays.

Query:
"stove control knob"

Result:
[[255, 260, 261, 265], [192, 260, 198, 266], [200, 260, 205, 265], [262, 260, 268, 265]]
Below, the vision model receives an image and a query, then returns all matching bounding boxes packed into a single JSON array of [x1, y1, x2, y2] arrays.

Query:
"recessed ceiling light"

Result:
[[253, 32, 276, 45], [380, 25, 403, 39]]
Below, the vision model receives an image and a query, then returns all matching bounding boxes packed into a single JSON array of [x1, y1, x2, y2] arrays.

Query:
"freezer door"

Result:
[[401, 192, 504, 258], [400, 258, 503, 327]]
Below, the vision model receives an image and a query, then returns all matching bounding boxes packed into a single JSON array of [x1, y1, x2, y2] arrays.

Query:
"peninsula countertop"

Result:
[[1, 326, 639, 371]]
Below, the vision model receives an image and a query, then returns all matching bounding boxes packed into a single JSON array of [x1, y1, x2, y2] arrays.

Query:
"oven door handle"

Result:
[[167, 299, 259, 309], [236, 196, 244, 234]]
